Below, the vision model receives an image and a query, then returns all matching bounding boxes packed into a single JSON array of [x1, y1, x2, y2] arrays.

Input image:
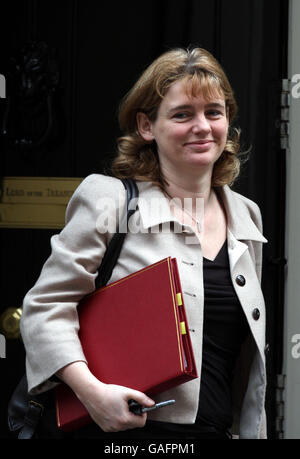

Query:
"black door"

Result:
[[0, 0, 288, 438]]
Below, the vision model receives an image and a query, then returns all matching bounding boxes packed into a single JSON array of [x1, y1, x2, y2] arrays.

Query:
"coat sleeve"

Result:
[[20, 174, 125, 394]]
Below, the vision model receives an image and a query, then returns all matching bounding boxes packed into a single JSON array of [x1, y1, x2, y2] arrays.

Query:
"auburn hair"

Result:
[[111, 47, 243, 189]]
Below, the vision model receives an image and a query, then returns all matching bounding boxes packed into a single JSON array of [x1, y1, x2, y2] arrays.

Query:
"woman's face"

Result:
[[138, 79, 229, 176]]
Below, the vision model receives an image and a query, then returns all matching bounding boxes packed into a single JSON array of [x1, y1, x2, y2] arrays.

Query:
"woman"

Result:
[[20, 47, 268, 439]]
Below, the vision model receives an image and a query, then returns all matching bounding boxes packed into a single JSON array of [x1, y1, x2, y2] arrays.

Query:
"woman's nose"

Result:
[[191, 115, 211, 134]]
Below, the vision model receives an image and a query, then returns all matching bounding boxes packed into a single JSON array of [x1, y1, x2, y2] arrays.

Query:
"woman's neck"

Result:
[[162, 169, 217, 236], [162, 169, 214, 210]]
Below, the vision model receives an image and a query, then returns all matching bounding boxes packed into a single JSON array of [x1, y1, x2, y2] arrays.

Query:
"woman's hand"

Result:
[[77, 380, 155, 432], [56, 361, 155, 432]]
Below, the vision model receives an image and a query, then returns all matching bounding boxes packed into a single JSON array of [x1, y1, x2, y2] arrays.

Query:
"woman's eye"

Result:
[[173, 112, 190, 120], [206, 110, 223, 117]]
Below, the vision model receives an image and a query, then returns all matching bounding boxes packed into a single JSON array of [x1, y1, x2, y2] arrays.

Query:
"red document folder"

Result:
[[55, 257, 198, 432]]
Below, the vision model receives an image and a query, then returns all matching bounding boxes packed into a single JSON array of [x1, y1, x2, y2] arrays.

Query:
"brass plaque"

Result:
[[0, 177, 83, 229]]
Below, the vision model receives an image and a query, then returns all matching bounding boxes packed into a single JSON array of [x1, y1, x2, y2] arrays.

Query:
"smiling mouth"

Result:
[[185, 140, 214, 146], [184, 141, 216, 149]]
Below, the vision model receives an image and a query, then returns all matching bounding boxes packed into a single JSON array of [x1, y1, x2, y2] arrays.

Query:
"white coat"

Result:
[[20, 174, 268, 438]]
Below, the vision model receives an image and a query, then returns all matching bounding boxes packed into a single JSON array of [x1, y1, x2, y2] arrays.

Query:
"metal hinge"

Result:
[[280, 79, 290, 150], [275, 374, 286, 438]]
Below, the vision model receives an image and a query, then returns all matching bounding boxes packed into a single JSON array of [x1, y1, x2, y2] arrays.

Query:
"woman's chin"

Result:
[[183, 154, 217, 168]]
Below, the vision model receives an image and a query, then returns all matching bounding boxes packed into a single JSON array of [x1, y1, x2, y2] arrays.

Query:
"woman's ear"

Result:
[[136, 112, 155, 142]]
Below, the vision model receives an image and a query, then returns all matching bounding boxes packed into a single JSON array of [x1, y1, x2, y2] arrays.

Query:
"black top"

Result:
[[196, 240, 249, 429], [147, 240, 250, 436]]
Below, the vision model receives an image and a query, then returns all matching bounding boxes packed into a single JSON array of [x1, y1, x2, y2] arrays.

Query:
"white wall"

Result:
[[283, 0, 300, 439]]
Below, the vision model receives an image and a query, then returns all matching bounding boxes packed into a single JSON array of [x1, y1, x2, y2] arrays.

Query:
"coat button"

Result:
[[235, 275, 246, 286], [252, 308, 260, 320]]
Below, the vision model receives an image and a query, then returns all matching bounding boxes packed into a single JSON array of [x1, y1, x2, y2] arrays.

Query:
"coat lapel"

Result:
[[218, 185, 267, 243]]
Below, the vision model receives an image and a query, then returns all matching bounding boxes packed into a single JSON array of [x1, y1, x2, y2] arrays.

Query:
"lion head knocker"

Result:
[[1, 41, 60, 150]]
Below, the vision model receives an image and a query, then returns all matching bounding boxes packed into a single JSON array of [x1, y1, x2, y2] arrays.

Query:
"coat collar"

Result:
[[136, 181, 267, 243], [217, 185, 267, 243]]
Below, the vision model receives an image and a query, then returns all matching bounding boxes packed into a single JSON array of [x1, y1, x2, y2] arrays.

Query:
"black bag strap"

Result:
[[95, 178, 139, 289], [8, 177, 139, 439]]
